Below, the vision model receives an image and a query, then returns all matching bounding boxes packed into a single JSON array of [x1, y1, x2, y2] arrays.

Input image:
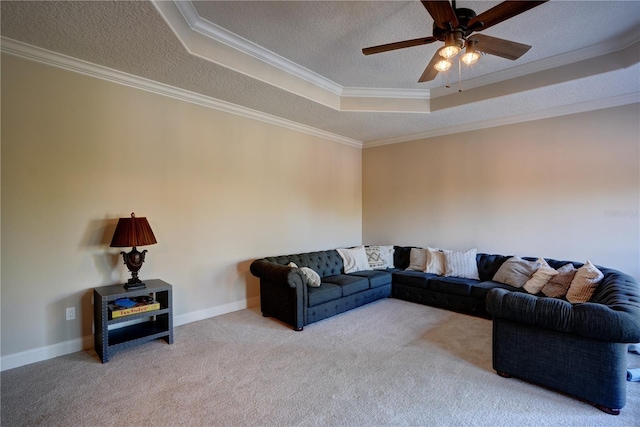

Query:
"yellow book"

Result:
[[109, 302, 160, 319]]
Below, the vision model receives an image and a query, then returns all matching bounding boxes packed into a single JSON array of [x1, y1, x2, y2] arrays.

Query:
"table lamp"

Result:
[[110, 212, 157, 290]]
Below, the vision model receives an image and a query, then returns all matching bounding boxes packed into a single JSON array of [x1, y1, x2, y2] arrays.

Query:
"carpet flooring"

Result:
[[2, 298, 639, 426]]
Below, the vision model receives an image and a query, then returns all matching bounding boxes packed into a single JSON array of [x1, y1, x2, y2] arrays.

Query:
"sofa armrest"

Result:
[[250, 259, 306, 288], [486, 288, 640, 343]]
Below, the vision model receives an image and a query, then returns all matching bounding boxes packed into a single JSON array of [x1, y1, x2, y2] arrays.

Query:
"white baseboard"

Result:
[[173, 296, 260, 326], [0, 297, 260, 372], [0, 335, 95, 372]]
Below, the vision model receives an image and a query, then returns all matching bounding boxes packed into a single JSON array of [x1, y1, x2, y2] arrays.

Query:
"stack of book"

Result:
[[108, 296, 160, 319]]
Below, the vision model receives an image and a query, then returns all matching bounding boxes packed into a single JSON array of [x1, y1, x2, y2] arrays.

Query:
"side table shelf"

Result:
[[93, 279, 173, 363]]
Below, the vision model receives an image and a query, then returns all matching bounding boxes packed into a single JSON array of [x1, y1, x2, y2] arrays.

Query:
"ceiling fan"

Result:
[[362, 1, 548, 82]]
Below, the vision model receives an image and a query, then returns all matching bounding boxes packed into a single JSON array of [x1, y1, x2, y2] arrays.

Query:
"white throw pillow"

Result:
[[287, 262, 321, 287], [337, 246, 371, 274], [406, 248, 428, 271], [566, 260, 604, 303], [523, 258, 558, 294], [443, 248, 480, 280], [425, 247, 445, 275], [365, 245, 395, 269]]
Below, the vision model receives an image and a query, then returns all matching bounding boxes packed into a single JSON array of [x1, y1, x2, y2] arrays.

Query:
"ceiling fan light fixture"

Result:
[[461, 41, 480, 65], [434, 58, 452, 72], [439, 32, 462, 59]]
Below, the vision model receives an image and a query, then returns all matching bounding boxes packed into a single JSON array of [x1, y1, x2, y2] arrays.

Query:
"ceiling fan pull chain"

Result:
[[458, 57, 463, 92]]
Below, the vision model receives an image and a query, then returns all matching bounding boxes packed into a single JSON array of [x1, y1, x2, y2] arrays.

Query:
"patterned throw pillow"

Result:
[[443, 248, 480, 280], [523, 258, 558, 294], [365, 245, 395, 269], [492, 256, 539, 288], [406, 248, 428, 271], [541, 263, 577, 298], [566, 260, 604, 303]]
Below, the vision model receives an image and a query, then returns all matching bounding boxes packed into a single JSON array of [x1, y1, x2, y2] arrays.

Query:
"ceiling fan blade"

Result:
[[468, 1, 548, 32], [469, 34, 531, 60], [421, 1, 458, 30], [418, 49, 444, 82], [362, 36, 438, 55]]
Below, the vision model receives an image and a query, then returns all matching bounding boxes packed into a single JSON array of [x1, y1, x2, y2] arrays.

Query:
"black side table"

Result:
[[93, 279, 173, 363]]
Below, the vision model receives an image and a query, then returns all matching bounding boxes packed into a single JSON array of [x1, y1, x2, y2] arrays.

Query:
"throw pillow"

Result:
[[365, 245, 395, 269], [541, 263, 577, 298], [443, 248, 480, 280], [492, 256, 539, 288], [287, 262, 321, 287], [523, 258, 558, 294], [566, 260, 604, 303], [425, 247, 445, 275], [337, 246, 371, 274], [406, 248, 428, 271]]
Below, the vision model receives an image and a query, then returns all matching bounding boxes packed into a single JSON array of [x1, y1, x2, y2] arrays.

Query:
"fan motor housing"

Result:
[[432, 7, 477, 39]]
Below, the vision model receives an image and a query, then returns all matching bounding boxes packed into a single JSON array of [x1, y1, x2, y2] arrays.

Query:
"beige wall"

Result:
[[3, 51, 639, 367], [1, 54, 362, 358], [363, 103, 640, 279]]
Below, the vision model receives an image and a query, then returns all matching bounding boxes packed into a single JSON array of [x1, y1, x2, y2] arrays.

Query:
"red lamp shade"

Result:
[[110, 213, 157, 290], [110, 213, 157, 248]]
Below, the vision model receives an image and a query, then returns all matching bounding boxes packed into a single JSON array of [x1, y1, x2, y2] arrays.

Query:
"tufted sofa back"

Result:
[[265, 250, 344, 278]]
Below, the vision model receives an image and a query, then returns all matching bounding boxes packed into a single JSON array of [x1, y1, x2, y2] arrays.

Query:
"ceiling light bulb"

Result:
[[439, 32, 462, 59], [434, 59, 452, 72], [440, 45, 461, 59], [461, 51, 480, 65]]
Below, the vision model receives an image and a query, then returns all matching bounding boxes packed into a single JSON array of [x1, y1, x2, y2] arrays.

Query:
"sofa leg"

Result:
[[294, 326, 303, 331], [496, 371, 511, 378], [593, 404, 620, 416]]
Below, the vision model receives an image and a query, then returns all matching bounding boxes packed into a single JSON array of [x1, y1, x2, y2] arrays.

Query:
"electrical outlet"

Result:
[[66, 307, 75, 321]]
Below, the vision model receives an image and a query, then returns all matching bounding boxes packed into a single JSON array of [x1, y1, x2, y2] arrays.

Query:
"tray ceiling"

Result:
[[1, 1, 639, 146]]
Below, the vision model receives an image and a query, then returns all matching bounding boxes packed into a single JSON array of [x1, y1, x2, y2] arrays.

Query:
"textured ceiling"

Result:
[[1, 1, 639, 146]]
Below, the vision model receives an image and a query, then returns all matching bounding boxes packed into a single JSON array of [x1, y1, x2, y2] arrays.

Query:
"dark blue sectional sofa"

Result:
[[249, 246, 640, 415]]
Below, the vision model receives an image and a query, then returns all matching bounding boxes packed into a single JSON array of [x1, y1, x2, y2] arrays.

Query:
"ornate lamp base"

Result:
[[120, 247, 148, 290]]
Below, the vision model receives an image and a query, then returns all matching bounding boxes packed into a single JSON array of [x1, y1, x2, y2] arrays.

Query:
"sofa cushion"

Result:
[[469, 281, 518, 300], [566, 260, 604, 303], [393, 246, 413, 270], [492, 256, 539, 288], [337, 246, 371, 274], [393, 270, 437, 289], [307, 283, 342, 307], [428, 276, 478, 297], [266, 250, 343, 278], [323, 274, 370, 296], [349, 270, 392, 289]]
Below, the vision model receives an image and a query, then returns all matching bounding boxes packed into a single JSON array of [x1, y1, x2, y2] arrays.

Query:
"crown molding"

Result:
[[174, 0, 343, 96], [0, 37, 363, 148], [164, 1, 640, 113], [364, 92, 640, 148], [153, 0, 433, 113]]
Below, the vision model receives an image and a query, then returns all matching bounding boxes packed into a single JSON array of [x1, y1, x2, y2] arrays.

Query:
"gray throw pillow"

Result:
[[492, 257, 539, 288]]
